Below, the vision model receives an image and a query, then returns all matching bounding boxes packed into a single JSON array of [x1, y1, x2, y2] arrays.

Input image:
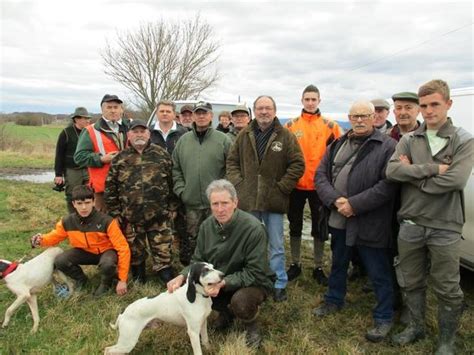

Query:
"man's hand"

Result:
[[204, 280, 225, 297], [399, 155, 411, 165], [439, 164, 449, 175], [54, 176, 64, 185], [168, 210, 178, 220], [334, 197, 347, 209], [31, 233, 42, 248], [116, 281, 128, 295], [338, 200, 355, 218], [167, 274, 185, 293], [100, 152, 118, 164]]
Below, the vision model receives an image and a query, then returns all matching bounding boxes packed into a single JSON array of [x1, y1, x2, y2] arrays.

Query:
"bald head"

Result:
[[348, 100, 375, 136]]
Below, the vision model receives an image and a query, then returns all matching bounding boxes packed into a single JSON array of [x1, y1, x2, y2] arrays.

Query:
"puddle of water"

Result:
[[0, 171, 55, 183]]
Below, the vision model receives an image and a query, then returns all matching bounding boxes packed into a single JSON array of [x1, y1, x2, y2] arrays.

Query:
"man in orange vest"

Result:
[[284, 85, 342, 284], [74, 94, 130, 211]]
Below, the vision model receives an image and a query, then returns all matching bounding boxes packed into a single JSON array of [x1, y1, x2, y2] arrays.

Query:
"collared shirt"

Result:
[[253, 120, 275, 162], [154, 121, 177, 141], [102, 117, 123, 133]]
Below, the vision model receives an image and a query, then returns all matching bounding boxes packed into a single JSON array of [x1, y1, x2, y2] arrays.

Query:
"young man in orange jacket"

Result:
[[31, 185, 130, 297], [284, 85, 342, 284]]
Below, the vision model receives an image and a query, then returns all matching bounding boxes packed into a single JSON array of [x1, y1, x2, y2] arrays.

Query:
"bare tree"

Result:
[[102, 15, 219, 114]]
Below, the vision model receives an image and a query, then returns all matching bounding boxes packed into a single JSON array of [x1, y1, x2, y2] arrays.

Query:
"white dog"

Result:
[[104, 262, 224, 355], [1, 247, 70, 333]]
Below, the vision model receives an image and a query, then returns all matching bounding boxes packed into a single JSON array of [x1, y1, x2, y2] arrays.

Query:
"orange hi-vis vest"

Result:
[[285, 111, 342, 190], [85, 124, 120, 193]]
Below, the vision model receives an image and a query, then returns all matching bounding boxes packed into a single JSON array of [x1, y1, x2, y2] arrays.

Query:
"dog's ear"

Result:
[[186, 280, 196, 303], [186, 263, 205, 303]]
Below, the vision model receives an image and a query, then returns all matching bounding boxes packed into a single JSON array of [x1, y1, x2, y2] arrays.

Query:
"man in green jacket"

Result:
[[172, 101, 232, 265], [167, 179, 273, 348], [387, 80, 473, 354]]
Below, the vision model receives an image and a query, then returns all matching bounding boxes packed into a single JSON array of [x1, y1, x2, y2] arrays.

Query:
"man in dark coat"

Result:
[[313, 100, 397, 343]]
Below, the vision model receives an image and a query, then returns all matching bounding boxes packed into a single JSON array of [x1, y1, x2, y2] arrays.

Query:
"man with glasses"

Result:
[[227, 95, 305, 302], [54, 107, 92, 213], [313, 100, 397, 342], [227, 104, 251, 143], [172, 101, 232, 265]]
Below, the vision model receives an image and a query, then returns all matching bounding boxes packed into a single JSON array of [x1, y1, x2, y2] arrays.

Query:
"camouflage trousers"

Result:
[[179, 208, 210, 266], [124, 220, 172, 272]]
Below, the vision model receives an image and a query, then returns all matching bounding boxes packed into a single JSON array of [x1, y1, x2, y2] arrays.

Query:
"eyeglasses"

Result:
[[348, 114, 373, 121]]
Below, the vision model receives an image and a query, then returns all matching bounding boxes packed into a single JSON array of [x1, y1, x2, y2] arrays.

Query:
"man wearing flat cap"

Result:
[[172, 101, 232, 265], [74, 94, 130, 211], [105, 119, 179, 284], [54, 107, 91, 213], [387, 92, 421, 142], [179, 104, 194, 129], [227, 104, 251, 143], [371, 98, 393, 134]]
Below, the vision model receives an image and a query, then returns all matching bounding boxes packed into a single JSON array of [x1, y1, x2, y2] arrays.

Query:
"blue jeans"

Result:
[[325, 227, 394, 323], [251, 211, 287, 289]]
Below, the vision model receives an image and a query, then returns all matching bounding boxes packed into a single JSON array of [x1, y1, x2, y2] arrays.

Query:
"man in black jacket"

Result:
[[313, 100, 397, 343], [150, 100, 188, 154], [54, 107, 91, 213]]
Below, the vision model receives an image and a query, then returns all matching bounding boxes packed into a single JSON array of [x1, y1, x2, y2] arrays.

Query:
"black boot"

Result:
[[392, 290, 426, 345], [131, 262, 147, 284], [434, 303, 463, 355], [212, 309, 234, 331], [244, 320, 262, 348], [58, 264, 88, 289]]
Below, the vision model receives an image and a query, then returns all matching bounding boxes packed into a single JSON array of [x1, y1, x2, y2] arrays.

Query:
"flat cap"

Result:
[[371, 98, 390, 110], [129, 119, 148, 130], [392, 92, 419, 104], [180, 104, 194, 114], [231, 104, 250, 116], [70, 107, 91, 120], [100, 94, 123, 105], [193, 101, 212, 112]]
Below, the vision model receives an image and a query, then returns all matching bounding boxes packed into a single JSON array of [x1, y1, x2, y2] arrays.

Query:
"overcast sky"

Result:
[[1, 0, 473, 118]]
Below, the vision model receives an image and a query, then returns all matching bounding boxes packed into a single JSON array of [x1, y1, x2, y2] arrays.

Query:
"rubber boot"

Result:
[[94, 269, 115, 297], [434, 303, 463, 355], [392, 290, 426, 345], [131, 262, 147, 284], [244, 320, 262, 348]]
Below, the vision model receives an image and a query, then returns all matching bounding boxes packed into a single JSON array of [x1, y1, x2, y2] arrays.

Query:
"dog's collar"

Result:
[[0, 262, 18, 279]]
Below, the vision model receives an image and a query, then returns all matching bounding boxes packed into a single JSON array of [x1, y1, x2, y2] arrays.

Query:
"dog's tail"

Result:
[[109, 314, 120, 330]]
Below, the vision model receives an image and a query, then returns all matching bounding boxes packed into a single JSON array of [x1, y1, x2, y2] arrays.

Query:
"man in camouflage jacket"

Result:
[[105, 120, 179, 284]]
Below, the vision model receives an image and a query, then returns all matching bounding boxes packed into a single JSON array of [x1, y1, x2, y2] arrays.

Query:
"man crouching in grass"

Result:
[[31, 185, 130, 296]]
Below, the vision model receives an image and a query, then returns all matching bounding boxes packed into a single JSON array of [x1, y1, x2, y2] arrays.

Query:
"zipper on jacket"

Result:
[[84, 232, 90, 249]]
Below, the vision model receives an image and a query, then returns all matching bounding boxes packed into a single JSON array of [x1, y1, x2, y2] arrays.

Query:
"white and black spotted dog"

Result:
[[1, 247, 71, 333], [104, 262, 224, 355]]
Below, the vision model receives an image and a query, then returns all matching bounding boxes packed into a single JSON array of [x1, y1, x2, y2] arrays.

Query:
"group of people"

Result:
[[38, 79, 472, 352]]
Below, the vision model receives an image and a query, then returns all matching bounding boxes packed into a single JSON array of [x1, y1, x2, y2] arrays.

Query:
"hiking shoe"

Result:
[[157, 266, 175, 284], [312, 303, 341, 317], [273, 288, 288, 302], [312, 267, 328, 286], [245, 321, 262, 348], [366, 322, 393, 342], [392, 324, 425, 345], [286, 263, 302, 281], [93, 282, 111, 297], [213, 311, 234, 331]]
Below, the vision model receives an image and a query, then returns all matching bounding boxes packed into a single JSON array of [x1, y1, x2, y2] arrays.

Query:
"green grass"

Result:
[[0, 180, 473, 354], [0, 123, 64, 169]]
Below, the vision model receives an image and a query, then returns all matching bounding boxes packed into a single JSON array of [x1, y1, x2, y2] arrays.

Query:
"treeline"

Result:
[[0, 110, 146, 126]]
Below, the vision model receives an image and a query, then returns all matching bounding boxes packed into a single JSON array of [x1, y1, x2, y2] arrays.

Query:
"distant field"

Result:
[[0, 122, 65, 169]]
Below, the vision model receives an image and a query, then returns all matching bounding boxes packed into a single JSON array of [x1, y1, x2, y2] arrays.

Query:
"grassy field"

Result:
[[0, 180, 473, 354], [0, 122, 64, 169]]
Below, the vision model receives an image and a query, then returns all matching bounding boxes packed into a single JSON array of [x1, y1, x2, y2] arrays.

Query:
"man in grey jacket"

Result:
[[387, 79, 473, 354]]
